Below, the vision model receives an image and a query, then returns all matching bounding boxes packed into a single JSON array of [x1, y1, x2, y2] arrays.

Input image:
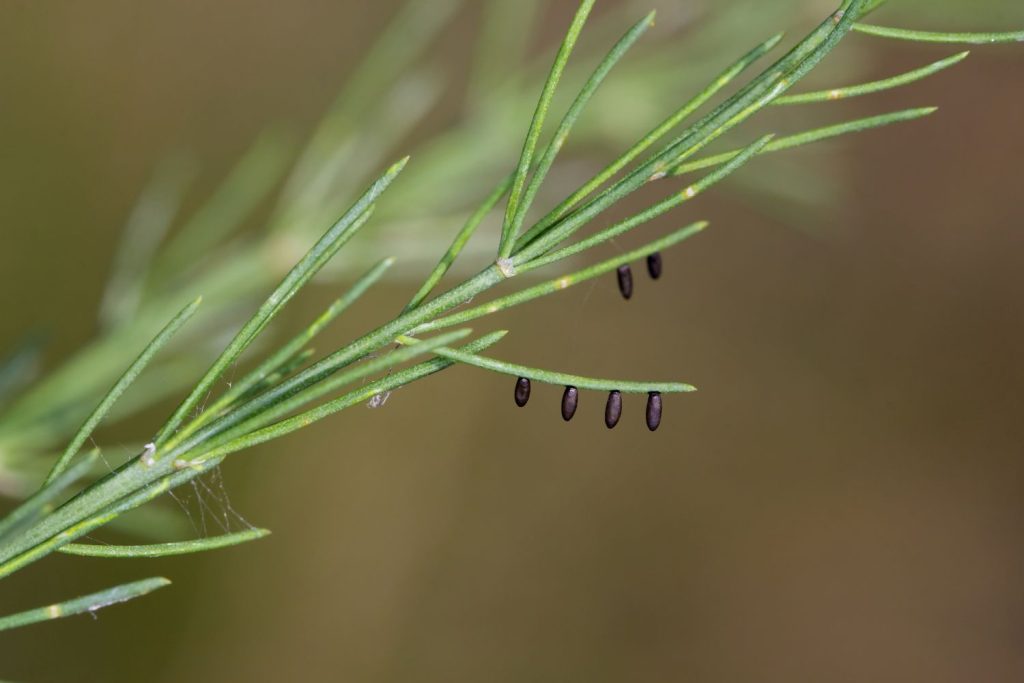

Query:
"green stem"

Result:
[[504, 11, 655, 255], [190, 257, 395, 432], [161, 266, 505, 463], [182, 329, 477, 460], [0, 457, 223, 579], [0, 452, 99, 546], [415, 223, 709, 334], [405, 176, 512, 312], [192, 332, 509, 464]]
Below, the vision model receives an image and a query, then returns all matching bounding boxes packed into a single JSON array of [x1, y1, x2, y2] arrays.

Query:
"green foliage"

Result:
[[43, 300, 201, 486], [59, 529, 270, 558], [0, 0, 1019, 634], [500, 0, 599, 259], [853, 23, 1024, 43], [0, 577, 170, 632]]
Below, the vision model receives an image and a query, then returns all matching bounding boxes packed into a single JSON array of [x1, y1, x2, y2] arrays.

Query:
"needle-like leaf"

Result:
[[498, 0, 596, 258], [194, 331, 509, 463], [0, 457, 226, 580], [671, 107, 937, 176], [503, 11, 655, 256], [183, 328, 476, 461], [405, 176, 512, 312], [0, 451, 99, 547], [59, 528, 269, 558], [515, 0, 868, 259], [853, 24, 1024, 44], [156, 158, 408, 451], [0, 577, 171, 632], [516, 135, 772, 264], [516, 31, 785, 248], [195, 257, 396, 427], [774, 51, 968, 105], [44, 298, 202, 485]]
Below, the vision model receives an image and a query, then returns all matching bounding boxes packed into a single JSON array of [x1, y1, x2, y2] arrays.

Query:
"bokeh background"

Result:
[[1, 1, 1023, 681]]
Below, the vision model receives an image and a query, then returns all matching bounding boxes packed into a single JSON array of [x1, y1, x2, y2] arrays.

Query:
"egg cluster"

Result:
[[512, 250, 668, 431]]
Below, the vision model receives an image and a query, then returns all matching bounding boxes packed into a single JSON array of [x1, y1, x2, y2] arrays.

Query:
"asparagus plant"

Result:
[[0, 0, 1019, 636]]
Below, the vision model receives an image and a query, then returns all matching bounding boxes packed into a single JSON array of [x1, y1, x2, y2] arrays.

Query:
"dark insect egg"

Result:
[[561, 386, 579, 422], [646, 391, 662, 432], [605, 390, 622, 429], [616, 265, 634, 300], [514, 377, 531, 407], [647, 252, 663, 280]]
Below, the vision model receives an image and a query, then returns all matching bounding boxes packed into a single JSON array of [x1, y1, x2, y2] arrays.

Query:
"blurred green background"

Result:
[[1, 1, 1023, 681]]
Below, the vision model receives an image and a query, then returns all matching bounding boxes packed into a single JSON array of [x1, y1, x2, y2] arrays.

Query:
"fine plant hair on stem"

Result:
[[0, 0, 1020, 632]]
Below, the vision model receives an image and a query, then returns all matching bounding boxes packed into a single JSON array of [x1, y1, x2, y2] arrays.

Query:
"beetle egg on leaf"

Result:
[[646, 252, 663, 280], [605, 391, 622, 429], [561, 386, 579, 422], [616, 265, 634, 300], [646, 391, 662, 432], [514, 377, 531, 407]]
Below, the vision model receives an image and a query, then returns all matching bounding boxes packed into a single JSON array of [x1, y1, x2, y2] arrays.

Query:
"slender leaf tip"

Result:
[[480, 330, 510, 344], [391, 156, 411, 174]]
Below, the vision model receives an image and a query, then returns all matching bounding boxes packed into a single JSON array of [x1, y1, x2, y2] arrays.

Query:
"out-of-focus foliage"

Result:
[[0, 0, 1020, 519]]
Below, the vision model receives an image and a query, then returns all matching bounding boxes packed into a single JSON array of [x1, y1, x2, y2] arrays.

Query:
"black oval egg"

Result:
[[646, 391, 662, 432], [647, 252, 663, 280], [605, 391, 622, 429], [616, 265, 634, 300], [514, 377, 531, 407], [561, 386, 579, 421]]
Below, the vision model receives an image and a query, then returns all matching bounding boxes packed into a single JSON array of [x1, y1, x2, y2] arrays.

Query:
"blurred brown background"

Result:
[[1, 1, 1022, 681]]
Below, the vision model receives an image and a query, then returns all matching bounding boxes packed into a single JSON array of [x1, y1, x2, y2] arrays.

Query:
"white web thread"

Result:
[[87, 437, 115, 475], [165, 465, 252, 537], [165, 365, 255, 536], [167, 486, 201, 536], [204, 464, 255, 531]]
